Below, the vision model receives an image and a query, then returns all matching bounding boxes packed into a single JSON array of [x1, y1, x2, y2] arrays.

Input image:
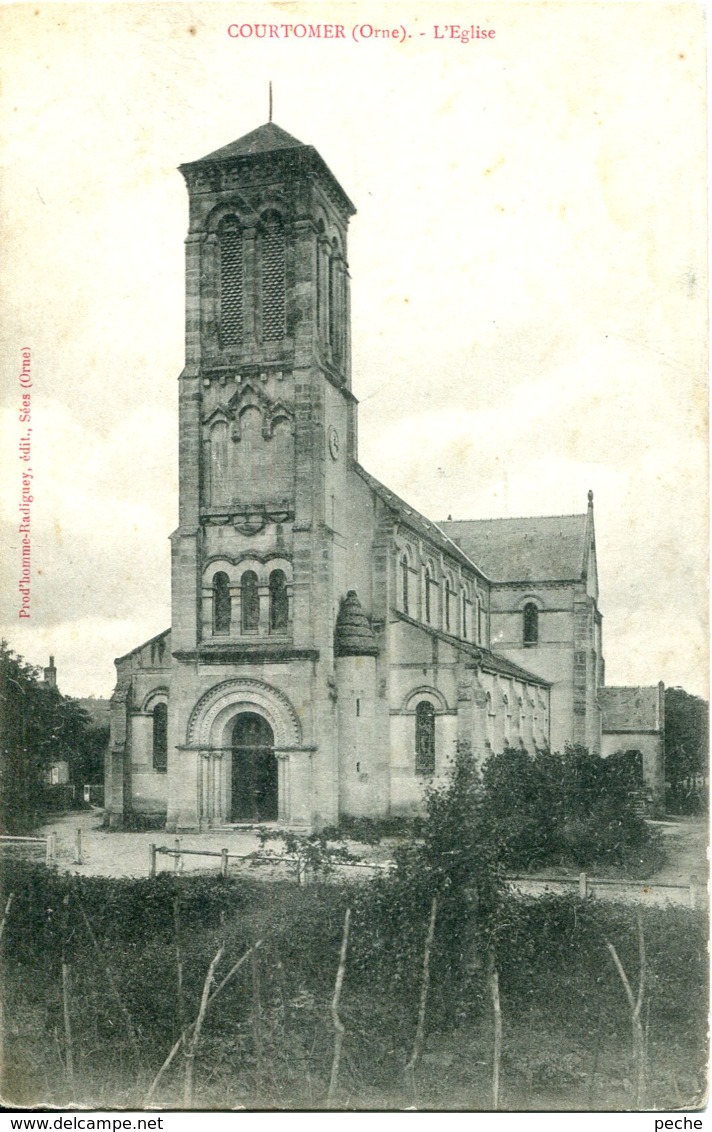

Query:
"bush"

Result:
[[480, 745, 663, 874]]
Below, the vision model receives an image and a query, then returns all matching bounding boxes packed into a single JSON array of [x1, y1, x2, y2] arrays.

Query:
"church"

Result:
[[105, 120, 664, 832]]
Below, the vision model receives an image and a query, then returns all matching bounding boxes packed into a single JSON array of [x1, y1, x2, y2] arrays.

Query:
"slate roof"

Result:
[[478, 648, 551, 687], [600, 686, 663, 732], [356, 465, 489, 581], [194, 122, 305, 163], [439, 514, 589, 583], [116, 627, 171, 664], [183, 120, 356, 217], [393, 611, 550, 687]]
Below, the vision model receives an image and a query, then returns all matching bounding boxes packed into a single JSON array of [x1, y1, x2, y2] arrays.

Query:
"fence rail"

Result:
[[505, 870, 707, 909], [149, 841, 394, 884], [0, 833, 56, 866], [2, 830, 706, 909]]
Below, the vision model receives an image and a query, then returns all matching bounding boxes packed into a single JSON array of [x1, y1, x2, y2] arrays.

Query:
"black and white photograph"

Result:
[[0, 1, 707, 1115]]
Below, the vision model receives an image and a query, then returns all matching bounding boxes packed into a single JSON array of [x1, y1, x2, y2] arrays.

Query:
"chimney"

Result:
[[44, 655, 57, 689]]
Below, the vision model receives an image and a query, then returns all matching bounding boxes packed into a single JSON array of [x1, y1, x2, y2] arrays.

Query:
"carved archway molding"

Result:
[[187, 677, 302, 749]]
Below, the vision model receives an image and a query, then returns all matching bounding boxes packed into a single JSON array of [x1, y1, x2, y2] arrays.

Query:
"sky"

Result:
[[0, 1, 707, 699]]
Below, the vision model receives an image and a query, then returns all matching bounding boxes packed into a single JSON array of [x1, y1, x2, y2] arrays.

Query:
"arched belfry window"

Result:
[[401, 555, 410, 615], [523, 602, 539, 647], [241, 570, 260, 632], [444, 576, 454, 632], [415, 701, 436, 775], [261, 211, 286, 342], [269, 569, 289, 633], [152, 702, 168, 772], [219, 216, 243, 347], [328, 238, 344, 367], [213, 572, 231, 634], [328, 244, 336, 350]]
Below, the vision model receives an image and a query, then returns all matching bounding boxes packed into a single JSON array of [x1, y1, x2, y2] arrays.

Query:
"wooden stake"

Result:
[[174, 897, 185, 1046], [145, 939, 264, 1104], [606, 910, 647, 1108], [221, 848, 228, 878], [183, 944, 225, 1107], [404, 897, 437, 1106], [251, 935, 265, 1104], [327, 908, 351, 1106], [0, 894, 14, 944], [61, 962, 75, 1094], [74, 828, 83, 865], [491, 968, 502, 1110], [149, 843, 157, 878], [0, 893, 13, 1093]]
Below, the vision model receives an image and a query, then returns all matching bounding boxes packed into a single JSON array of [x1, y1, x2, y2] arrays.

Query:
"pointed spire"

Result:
[[587, 489, 594, 509], [268, 80, 273, 123]]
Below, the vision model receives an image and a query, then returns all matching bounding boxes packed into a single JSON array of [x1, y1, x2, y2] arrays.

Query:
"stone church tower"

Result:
[[163, 122, 361, 830]]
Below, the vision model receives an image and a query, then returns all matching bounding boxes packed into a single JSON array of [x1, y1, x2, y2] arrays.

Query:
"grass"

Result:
[[0, 862, 707, 1110]]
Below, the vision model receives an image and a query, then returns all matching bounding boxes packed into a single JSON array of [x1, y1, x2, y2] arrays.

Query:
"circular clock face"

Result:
[[328, 426, 340, 460]]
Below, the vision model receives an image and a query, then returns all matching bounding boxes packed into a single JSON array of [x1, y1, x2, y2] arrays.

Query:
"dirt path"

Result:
[[647, 816, 708, 884]]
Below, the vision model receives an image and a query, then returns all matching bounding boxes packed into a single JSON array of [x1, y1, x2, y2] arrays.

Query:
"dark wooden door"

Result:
[[231, 713, 278, 821]]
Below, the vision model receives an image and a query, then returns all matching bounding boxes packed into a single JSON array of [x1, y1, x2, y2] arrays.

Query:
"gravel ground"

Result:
[[35, 809, 390, 882], [38, 810, 293, 880]]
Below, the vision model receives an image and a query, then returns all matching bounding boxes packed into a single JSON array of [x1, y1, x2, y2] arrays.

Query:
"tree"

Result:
[[0, 641, 104, 832], [664, 686, 709, 813]]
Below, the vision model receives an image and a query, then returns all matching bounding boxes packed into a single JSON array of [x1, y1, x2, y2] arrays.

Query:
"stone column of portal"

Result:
[[334, 591, 385, 819], [276, 753, 290, 823], [197, 751, 209, 830]]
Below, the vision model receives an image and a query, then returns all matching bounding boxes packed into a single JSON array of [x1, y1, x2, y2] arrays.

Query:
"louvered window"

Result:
[[241, 570, 260, 632], [213, 572, 232, 634], [269, 570, 289, 632], [219, 218, 243, 347], [261, 216, 286, 341]]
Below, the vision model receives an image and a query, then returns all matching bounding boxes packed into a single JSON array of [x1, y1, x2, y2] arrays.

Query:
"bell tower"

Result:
[[170, 121, 357, 654], [166, 120, 359, 830]]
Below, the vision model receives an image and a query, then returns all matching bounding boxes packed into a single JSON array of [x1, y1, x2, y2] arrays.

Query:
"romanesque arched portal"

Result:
[[186, 678, 303, 825]]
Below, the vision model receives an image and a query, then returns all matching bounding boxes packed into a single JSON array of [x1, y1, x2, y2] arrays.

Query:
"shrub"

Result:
[[480, 745, 663, 874]]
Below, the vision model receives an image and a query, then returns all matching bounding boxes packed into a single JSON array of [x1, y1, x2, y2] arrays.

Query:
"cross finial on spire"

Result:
[[268, 81, 273, 123]]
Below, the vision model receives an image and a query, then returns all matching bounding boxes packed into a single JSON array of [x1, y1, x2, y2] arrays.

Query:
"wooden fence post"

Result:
[[579, 872, 588, 899], [174, 838, 182, 874], [221, 848, 228, 879], [46, 832, 56, 867], [149, 843, 157, 878], [74, 829, 83, 866]]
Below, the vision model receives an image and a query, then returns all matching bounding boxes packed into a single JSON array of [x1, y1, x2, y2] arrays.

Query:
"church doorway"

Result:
[[231, 713, 278, 821]]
